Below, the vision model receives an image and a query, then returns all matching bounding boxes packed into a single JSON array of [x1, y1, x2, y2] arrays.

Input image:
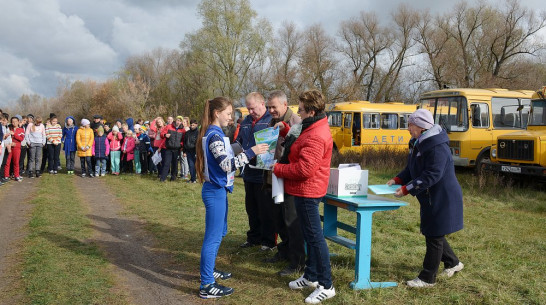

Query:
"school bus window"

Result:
[[363, 113, 379, 129], [400, 113, 410, 129], [470, 103, 490, 128], [491, 97, 526, 129], [520, 99, 531, 128], [529, 100, 546, 126], [344, 113, 352, 128], [328, 112, 342, 127], [381, 113, 398, 129], [433, 97, 468, 132]]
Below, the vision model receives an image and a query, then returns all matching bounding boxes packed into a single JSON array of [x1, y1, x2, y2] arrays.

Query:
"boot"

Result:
[[36, 170, 41, 178], [28, 171, 34, 178]]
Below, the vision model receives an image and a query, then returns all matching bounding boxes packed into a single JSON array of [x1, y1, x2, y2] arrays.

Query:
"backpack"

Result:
[[166, 130, 183, 149]]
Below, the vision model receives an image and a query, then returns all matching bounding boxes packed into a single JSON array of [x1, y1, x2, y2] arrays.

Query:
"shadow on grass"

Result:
[[39, 214, 285, 297]]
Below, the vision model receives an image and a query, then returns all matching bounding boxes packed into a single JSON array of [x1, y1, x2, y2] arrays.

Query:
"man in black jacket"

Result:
[[183, 119, 198, 183]]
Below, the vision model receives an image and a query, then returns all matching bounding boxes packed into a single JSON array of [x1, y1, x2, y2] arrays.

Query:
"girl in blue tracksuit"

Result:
[[195, 97, 268, 299]]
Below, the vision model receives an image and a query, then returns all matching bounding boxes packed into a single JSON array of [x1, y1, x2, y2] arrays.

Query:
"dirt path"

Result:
[[74, 175, 197, 305], [0, 177, 37, 304]]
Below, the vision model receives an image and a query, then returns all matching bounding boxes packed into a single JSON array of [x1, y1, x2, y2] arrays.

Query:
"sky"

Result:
[[0, 0, 544, 107]]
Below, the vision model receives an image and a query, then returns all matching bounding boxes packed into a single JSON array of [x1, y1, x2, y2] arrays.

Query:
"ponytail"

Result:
[[196, 97, 233, 183]]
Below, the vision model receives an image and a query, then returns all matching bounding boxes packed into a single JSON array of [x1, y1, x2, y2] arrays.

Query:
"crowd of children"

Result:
[[0, 109, 203, 185]]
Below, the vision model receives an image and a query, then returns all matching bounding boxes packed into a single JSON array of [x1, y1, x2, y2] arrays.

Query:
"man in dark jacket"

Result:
[[183, 119, 199, 183], [388, 109, 464, 288], [236, 92, 275, 250], [262, 90, 304, 276]]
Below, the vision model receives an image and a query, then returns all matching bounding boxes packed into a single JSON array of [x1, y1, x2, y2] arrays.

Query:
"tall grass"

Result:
[[331, 147, 407, 171]]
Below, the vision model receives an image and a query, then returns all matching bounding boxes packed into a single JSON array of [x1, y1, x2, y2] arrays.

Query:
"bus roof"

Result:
[[328, 101, 417, 113], [421, 88, 534, 100]]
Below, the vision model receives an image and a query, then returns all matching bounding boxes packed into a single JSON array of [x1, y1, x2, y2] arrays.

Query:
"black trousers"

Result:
[[273, 194, 305, 269], [160, 149, 178, 181], [40, 145, 48, 172], [19, 145, 28, 172], [244, 182, 276, 248], [80, 156, 92, 175], [47, 144, 61, 171], [419, 235, 459, 283]]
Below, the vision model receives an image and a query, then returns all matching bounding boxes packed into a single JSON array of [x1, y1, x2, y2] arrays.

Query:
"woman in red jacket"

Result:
[[273, 89, 335, 304]]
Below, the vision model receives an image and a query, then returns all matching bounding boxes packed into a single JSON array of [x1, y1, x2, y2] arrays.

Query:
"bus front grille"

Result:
[[497, 139, 534, 161]]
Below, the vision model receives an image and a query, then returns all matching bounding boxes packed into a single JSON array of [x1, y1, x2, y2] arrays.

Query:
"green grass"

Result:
[[103, 171, 546, 305], [22, 173, 127, 305]]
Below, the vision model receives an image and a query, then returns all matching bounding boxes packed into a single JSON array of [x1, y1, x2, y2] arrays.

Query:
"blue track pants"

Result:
[[200, 182, 228, 286]]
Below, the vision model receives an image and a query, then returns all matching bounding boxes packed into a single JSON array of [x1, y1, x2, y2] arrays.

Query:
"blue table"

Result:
[[322, 194, 407, 289]]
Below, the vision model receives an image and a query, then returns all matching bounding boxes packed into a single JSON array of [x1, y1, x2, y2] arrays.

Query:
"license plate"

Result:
[[501, 166, 521, 174]]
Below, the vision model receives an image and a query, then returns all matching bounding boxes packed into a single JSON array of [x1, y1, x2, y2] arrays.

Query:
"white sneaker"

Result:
[[305, 285, 335, 304], [406, 277, 435, 288], [289, 275, 318, 290], [441, 262, 464, 278]]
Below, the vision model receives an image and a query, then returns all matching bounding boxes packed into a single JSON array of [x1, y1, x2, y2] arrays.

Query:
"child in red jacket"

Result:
[[4, 116, 25, 181]]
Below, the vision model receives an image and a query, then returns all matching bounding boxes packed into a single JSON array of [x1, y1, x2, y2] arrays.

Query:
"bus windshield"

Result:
[[419, 96, 468, 132], [529, 100, 546, 126]]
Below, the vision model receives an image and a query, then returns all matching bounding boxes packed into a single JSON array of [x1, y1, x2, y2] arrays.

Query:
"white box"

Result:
[[327, 164, 368, 197]]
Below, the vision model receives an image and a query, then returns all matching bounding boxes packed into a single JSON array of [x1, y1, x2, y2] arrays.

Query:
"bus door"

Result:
[[469, 102, 492, 153], [342, 112, 354, 147]]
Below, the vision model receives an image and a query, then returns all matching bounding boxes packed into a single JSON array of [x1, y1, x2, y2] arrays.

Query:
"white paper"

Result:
[[272, 173, 284, 204]]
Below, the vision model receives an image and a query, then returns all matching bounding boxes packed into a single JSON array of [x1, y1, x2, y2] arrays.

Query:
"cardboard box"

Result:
[[327, 164, 368, 197]]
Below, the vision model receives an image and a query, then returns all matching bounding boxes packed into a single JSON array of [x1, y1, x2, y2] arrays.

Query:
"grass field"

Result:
[[22, 173, 127, 305], [98, 169, 546, 305]]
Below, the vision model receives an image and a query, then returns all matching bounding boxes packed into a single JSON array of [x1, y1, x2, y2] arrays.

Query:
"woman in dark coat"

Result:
[[387, 109, 464, 288]]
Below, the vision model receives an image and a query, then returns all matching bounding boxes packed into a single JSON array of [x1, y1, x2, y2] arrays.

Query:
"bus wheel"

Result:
[[475, 152, 490, 175]]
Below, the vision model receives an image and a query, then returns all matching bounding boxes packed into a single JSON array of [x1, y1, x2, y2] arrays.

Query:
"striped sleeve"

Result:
[[208, 133, 249, 173]]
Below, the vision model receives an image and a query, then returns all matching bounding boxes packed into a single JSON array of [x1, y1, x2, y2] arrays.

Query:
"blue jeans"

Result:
[[95, 157, 107, 176], [200, 182, 228, 286], [186, 151, 196, 182], [295, 196, 332, 288]]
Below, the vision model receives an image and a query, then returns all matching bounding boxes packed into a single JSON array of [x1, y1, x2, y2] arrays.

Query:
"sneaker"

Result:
[[278, 267, 298, 277], [406, 277, 435, 288], [81, 173, 86, 178], [213, 268, 232, 280], [305, 285, 336, 304], [101, 173, 106, 177], [240, 241, 257, 248], [28, 171, 34, 178], [36, 171, 41, 178], [199, 282, 234, 299], [261, 245, 276, 251], [289, 275, 318, 290], [15, 176, 23, 182], [49, 170, 54, 174], [441, 262, 464, 278], [53, 171, 58, 174], [89, 174, 94, 178]]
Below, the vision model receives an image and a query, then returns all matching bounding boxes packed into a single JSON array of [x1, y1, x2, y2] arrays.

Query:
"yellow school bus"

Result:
[[483, 87, 546, 177], [326, 101, 418, 153], [419, 88, 534, 169]]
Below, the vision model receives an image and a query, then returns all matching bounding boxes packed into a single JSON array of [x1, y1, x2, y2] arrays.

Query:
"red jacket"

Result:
[[10, 127, 25, 148], [160, 123, 185, 149], [273, 117, 332, 198], [122, 136, 136, 161]]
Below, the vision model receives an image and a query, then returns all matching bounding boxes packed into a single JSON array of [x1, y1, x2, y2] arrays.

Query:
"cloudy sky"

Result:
[[0, 0, 543, 107]]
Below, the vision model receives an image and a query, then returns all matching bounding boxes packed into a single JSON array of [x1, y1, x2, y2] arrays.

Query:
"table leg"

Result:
[[350, 209, 397, 289], [323, 202, 338, 237]]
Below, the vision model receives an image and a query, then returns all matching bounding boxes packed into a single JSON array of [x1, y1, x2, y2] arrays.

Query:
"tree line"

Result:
[[8, 0, 546, 122]]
